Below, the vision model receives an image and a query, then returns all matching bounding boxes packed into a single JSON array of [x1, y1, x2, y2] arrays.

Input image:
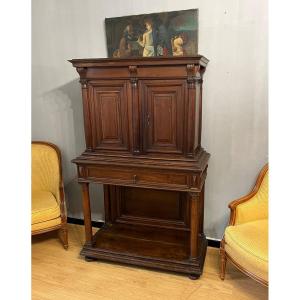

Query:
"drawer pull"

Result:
[[133, 174, 137, 184]]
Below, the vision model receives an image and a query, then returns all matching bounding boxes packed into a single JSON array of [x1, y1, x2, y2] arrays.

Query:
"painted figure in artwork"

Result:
[[113, 24, 135, 58], [172, 33, 186, 56], [138, 19, 155, 57], [105, 9, 198, 58]]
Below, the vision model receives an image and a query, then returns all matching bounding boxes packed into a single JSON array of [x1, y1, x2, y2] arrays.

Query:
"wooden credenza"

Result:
[[69, 56, 210, 279]]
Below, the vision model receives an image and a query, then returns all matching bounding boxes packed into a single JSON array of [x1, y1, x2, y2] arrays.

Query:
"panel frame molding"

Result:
[[88, 80, 131, 152], [140, 79, 186, 155]]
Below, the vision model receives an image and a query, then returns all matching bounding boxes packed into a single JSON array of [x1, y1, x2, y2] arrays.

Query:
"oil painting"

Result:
[[105, 9, 198, 58]]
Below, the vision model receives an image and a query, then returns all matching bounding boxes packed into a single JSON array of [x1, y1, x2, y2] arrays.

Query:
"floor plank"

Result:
[[32, 224, 268, 300]]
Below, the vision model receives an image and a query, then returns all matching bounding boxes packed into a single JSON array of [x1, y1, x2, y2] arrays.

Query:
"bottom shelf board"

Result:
[[80, 223, 207, 276]]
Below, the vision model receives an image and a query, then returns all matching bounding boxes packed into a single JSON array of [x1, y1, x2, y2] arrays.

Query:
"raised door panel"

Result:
[[89, 81, 130, 151], [141, 80, 186, 155]]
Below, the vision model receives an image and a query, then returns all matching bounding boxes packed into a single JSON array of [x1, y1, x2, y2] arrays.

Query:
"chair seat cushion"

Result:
[[224, 219, 268, 282], [32, 190, 61, 225]]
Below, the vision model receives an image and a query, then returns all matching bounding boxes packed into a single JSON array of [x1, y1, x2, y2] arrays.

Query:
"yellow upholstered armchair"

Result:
[[31, 141, 68, 249], [220, 164, 268, 286]]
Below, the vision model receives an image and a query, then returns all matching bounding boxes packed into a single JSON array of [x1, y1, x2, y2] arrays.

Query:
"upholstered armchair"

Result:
[[220, 164, 268, 286], [31, 141, 68, 249]]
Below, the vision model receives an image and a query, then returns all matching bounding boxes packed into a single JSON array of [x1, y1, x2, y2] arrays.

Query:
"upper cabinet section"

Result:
[[69, 56, 208, 160], [69, 56, 208, 80]]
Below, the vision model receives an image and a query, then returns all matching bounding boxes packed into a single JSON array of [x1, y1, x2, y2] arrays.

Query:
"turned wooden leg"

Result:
[[58, 224, 68, 250], [80, 182, 93, 245], [189, 192, 200, 260], [220, 239, 227, 280]]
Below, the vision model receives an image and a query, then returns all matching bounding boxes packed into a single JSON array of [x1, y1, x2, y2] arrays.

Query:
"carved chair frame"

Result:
[[31, 141, 68, 249], [220, 164, 268, 287]]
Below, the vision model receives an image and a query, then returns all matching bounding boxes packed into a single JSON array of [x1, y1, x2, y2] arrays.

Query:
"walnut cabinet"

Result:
[[70, 56, 210, 279]]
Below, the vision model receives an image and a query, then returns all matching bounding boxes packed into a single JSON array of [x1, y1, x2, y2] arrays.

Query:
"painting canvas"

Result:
[[105, 9, 198, 58]]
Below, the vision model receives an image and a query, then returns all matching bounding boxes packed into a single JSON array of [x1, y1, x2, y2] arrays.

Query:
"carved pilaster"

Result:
[[187, 64, 195, 88], [129, 65, 138, 88], [79, 77, 92, 151], [129, 65, 140, 154], [185, 64, 196, 156]]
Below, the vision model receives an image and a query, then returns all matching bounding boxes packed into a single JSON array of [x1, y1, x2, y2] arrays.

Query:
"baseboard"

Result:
[[207, 238, 221, 248], [67, 217, 221, 248], [67, 217, 104, 229]]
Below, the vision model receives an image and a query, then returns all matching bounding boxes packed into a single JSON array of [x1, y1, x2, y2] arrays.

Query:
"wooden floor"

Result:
[[32, 224, 268, 300]]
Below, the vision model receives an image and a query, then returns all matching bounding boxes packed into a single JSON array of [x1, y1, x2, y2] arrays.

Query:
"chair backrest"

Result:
[[235, 166, 268, 225], [32, 142, 61, 202], [255, 169, 268, 217]]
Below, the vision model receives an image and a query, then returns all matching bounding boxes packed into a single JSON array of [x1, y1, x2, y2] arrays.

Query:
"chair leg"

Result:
[[58, 224, 68, 250], [220, 239, 227, 280]]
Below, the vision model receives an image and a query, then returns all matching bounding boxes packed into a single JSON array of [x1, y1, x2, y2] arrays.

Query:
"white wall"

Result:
[[32, 0, 268, 239]]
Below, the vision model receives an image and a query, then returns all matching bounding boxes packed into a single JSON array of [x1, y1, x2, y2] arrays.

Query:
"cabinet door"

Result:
[[140, 80, 186, 155], [89, 81, 130, 152]]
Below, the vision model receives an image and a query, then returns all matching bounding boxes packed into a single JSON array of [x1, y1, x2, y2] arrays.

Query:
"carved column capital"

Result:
[[195, 77, 203, 84], [79, 79, 88, 89], [189, 191, 200, 198], [78, 165, 87, 178], [191, 174, 199, 189]]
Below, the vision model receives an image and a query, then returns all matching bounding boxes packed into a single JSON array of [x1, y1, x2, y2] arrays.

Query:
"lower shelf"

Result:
[[80, 223, 207, 278]]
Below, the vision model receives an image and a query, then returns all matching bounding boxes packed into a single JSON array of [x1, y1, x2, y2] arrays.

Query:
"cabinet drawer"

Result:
[[81, 165, 190, 190]]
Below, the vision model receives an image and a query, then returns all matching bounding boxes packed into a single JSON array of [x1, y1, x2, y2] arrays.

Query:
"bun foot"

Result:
[[188, 274, 200, 280], [85, 256, 96, 262]]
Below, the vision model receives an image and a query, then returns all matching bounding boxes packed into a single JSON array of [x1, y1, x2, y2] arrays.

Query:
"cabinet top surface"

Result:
[[69, 55, 209, 68]]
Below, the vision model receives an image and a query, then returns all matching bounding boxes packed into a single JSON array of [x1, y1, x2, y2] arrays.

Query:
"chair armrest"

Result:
[[228, 164, 268, 226]]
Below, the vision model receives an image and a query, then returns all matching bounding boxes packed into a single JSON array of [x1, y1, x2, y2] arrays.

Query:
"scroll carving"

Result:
[[76, 67, 88, 88], [76, 67, 87, 75]]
